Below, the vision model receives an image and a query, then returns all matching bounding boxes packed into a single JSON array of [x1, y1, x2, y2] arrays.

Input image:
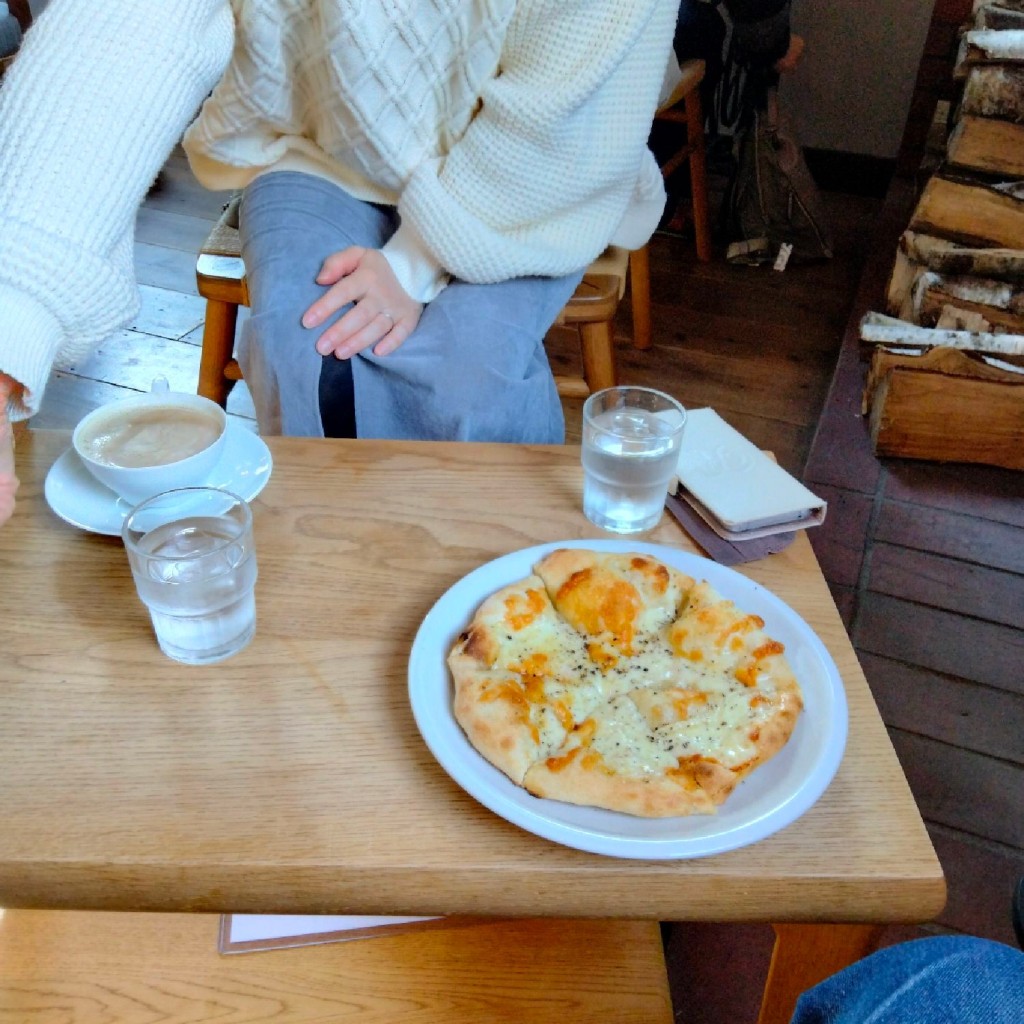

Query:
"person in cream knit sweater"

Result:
[[0, 0, 679, 525]]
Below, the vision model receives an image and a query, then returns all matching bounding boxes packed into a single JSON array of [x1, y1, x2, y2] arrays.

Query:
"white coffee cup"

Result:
[[72, 391, 228, 505]]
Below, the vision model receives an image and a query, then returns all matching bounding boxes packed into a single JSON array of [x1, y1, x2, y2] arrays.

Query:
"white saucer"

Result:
[[44, 421, 273, 536]]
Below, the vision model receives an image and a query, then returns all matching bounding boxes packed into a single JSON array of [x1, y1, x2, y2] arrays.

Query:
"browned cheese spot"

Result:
[[557, 568, 641, 654]]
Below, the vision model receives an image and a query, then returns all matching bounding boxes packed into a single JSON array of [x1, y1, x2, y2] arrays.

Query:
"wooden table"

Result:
[[0, 430, 945, 1023]]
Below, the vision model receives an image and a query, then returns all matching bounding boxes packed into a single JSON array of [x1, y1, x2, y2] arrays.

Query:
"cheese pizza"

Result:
[[448, 548, 804, 817]]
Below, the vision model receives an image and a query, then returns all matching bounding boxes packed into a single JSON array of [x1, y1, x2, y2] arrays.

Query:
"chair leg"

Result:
[[579, 320, 617, 393], [757, 924, 882, 1024], [684, 87, 713, 263], [629, 246, 653, 351], [197, 299, 239, 408]]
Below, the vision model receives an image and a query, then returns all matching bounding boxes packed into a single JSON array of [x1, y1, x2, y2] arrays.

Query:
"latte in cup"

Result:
[[72, 392, 229, 504], [78, 404, 224, 468]]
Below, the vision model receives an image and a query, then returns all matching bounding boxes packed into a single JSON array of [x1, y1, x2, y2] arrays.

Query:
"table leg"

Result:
[[756, 923, 883, 1024]]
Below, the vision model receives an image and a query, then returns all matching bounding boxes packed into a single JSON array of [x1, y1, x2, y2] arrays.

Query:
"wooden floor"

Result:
[[803, 174, 1024, 953], [664, 174, 1024, 1023], [27, 152, 1023, 1022]]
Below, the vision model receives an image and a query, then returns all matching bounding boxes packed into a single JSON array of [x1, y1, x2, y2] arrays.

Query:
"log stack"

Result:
[[862, 0, 1024, 470]]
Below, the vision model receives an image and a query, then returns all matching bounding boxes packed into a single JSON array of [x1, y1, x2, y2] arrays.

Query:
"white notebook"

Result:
[[673, 409, 826, 535]]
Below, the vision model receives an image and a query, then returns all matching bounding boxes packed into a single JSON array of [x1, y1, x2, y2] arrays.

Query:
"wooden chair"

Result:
[[196, 199, 629, 409], [629, 58, 713, 351], [657, 58, 712, 261], [0, 910, 674, 1024]]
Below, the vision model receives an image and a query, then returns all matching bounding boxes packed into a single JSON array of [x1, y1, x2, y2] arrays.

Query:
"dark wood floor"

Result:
[[554, 187, 873, 475], [28, 152, 1023, 1023], [663, 171, 1024, 1024], [803, 174, 1024, 953]]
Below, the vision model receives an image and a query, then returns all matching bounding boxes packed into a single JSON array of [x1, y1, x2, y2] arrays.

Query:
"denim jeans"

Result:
[[237, 171, 583, 442], [791, 936, 1024, 1024]]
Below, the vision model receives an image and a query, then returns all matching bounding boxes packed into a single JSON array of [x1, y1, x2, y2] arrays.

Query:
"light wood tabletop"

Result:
[[0, 430, 944, 921]]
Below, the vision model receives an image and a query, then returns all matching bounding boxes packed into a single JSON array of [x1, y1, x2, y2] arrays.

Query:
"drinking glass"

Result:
[[122, 487, 257, 665], [581, 386, 687, 534]]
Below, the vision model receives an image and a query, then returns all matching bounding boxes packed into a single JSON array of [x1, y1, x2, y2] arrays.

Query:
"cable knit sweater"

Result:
[[0, 0, 677, 421]]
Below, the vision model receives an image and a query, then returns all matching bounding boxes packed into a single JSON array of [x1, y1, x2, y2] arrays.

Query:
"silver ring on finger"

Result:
[[378, 311, 395, 331]]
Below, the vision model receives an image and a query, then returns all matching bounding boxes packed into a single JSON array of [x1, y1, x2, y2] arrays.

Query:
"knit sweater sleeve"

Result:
[[389, 0, 678, 288], [0, 0, 234, 420]]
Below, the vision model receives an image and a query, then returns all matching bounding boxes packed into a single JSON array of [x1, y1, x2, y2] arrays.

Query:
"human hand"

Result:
[[774, 34, 805, 74], [0, 374, 20, 528], [302, 247, 423, 359]]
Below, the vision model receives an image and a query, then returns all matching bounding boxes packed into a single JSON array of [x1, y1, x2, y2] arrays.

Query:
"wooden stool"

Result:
[[630, 58, 713, 352], [196, 199, 630, 410], [0, 910, 673, 1024]]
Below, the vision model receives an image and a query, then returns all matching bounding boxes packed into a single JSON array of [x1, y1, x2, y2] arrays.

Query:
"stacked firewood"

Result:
[[860, 0, 1024, 471]]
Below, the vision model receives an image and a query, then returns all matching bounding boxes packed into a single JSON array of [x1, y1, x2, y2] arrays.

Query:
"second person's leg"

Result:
[[237, 171, 393, 437], [351, 269, 582, 444]]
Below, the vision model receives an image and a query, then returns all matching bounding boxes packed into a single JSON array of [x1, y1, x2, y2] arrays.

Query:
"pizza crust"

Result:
[[452, 674, 547, 785], [524, 756, 722, 817], [449, 549, 804, 818], [449, 574, 593, 782]]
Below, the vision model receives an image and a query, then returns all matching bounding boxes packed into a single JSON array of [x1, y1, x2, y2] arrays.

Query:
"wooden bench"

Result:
[[0, 910, 674, 1023]]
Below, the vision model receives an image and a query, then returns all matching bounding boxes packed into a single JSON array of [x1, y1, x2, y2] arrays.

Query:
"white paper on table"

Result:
[[218, 913, 446, 954]]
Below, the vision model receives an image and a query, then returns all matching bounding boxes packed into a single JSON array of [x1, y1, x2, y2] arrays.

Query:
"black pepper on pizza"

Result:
[[448, 548, 804, 817]]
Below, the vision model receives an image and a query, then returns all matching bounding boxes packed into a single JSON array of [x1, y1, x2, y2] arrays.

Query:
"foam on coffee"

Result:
[[78, 404, 223, 469]]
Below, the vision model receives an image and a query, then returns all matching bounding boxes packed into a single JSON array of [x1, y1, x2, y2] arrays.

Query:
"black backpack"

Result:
[[722, 89, 834, 266]]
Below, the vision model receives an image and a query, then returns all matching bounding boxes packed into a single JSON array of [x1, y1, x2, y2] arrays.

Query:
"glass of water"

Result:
[[581, 386, 687, 534], [122, 487, 257, 665]]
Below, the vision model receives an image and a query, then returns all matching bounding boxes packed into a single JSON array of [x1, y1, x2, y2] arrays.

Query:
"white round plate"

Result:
[[44, 420, 273, 536], [408, 539, 848, 860]]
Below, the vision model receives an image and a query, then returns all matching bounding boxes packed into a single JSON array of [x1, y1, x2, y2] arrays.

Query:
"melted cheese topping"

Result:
[[546, 632, 788, 775], [540, 554, 687, 656], [454, 552, 803, 810], [477, 584, 610, 754]]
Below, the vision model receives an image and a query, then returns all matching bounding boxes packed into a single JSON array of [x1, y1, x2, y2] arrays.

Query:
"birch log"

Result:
[[911, 270, 1024, 331], [860, 311, 1024, 357], [974, 4, 1024, 30], [863, 345, 1024, 414], [867, 369, 1024, 470], [956, 29, 1024, 78], [889, 259, 1024, 332], [934, 306, 993, 331], [920, 270, 1020, 309], [961, 64, 1024, 120], [885, 248, 925, 320], [974, 0, 1024, 14], [901, 231, 1024, 281]]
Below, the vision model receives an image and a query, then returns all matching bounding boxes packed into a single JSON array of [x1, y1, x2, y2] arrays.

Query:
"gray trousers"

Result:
[[237, 171, 583, 443]]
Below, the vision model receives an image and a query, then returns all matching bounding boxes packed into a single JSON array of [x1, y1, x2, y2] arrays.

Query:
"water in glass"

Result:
[[134, 514, 256, 664], [582, 407, 680, 533]]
